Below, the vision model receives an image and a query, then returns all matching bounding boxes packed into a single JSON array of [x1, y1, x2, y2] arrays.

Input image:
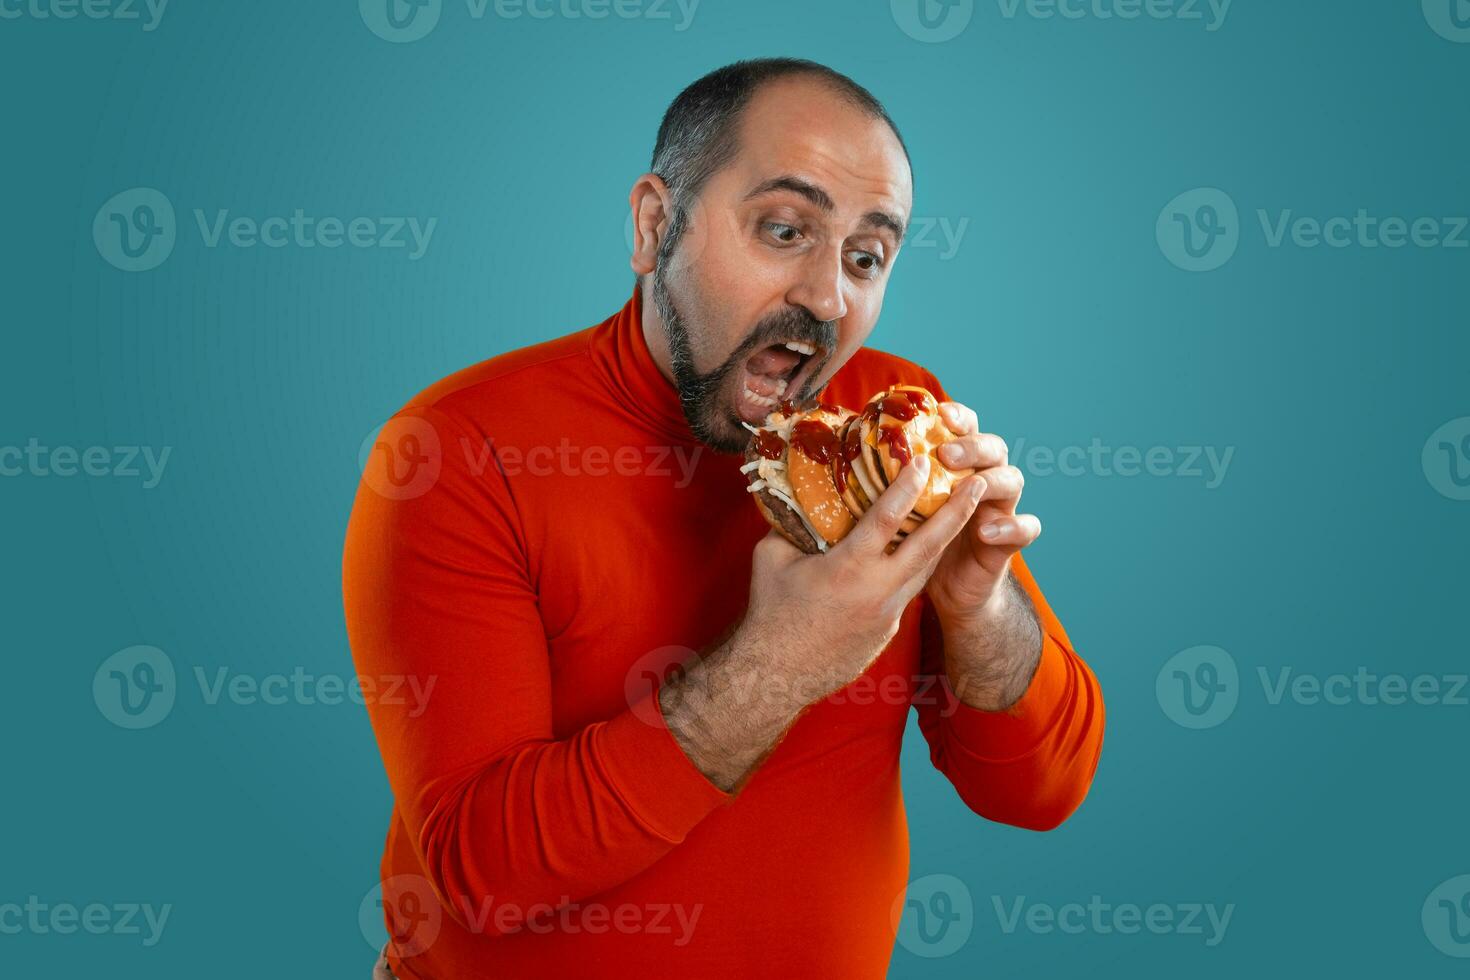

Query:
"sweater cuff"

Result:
[[939, 632, 1072, 763], [598, 700, 735, 842]]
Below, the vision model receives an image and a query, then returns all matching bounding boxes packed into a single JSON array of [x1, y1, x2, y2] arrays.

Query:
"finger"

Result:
[[938, 401, 978, 436], [753, 528, 804, 569], [976, 513, 1042, 550], [974, 464, 1025, 507], [844, 454, 932, 558], [937, 432, 1007, 472], [890, 474, 986, 577]]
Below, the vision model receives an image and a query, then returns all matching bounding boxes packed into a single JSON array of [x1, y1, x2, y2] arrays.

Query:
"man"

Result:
[[344, 58, 1104, 979]]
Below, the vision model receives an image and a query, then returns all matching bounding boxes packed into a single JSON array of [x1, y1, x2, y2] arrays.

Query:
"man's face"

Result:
[[649, 76, 913, 453]]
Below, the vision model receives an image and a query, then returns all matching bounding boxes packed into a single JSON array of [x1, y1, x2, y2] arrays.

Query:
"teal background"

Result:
[[2, 1, 1467, 976]]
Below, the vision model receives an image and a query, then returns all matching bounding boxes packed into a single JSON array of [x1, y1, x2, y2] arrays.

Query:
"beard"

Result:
[[650, 206, 837, 454]]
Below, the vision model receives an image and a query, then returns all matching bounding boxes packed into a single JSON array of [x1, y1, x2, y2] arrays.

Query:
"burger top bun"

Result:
[[786, 405, 858, 547], [862, 385, 975, 519]]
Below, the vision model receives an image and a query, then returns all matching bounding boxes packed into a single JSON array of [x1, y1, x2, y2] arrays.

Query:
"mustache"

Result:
[[732, 307, 838, 364]]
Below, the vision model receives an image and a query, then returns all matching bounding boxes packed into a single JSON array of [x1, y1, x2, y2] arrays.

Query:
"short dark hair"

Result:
[[650, 57, 912, 210]]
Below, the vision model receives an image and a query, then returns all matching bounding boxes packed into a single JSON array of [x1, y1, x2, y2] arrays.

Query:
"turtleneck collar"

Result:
[[588, 283, 708, 447]]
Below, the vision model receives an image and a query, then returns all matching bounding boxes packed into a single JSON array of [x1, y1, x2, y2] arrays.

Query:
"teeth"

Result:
[[743, 385, 780, 408], [783, 341, 817, 356], [774, 378, 788, 393]]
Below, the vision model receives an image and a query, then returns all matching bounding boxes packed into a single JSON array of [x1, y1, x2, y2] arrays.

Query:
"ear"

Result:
[[628, 173, 673, 276]]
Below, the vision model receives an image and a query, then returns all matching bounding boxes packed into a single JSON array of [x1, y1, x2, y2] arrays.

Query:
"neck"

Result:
[[639, 280, 678, 386]]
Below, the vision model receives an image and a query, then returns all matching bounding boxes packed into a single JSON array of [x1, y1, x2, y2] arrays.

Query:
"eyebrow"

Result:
[[743, 174, 908, 244]]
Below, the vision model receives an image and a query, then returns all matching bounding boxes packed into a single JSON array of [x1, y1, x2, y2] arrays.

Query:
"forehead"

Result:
[[722, 77, 912, 215]]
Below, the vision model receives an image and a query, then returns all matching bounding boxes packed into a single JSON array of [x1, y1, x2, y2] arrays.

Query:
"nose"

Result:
[[785, 246, 848, 326]]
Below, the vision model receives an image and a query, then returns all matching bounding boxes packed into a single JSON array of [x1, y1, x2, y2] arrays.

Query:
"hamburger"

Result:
[[742, 385, 974, 554]]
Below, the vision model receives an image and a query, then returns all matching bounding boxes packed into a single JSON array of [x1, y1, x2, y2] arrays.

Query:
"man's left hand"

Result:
[[923, 400, 1041, 629]]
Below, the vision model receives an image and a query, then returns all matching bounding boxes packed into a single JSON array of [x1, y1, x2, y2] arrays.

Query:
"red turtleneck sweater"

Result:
[[342, 287, 1104, 979]]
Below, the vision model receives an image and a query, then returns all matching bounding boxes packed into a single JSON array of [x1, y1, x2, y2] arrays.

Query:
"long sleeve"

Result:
[[910, 368, 1105, 830], [913, 560, 1105, 830], [342, 403, 732, 931]]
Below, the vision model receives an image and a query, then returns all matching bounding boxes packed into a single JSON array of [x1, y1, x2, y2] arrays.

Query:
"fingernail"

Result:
[[980, 522, 1001, 539], [941, 443, 962, 463], [968, 479, 984, 503], [913, 455, 930, 479]]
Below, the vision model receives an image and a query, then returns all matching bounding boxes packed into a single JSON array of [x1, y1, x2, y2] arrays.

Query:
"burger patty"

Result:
[[743, 441, 823, 554]]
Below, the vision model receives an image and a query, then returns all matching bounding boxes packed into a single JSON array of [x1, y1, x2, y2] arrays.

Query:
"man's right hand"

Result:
[[746, 453, 986, 700], [659, 454, 984, 791]]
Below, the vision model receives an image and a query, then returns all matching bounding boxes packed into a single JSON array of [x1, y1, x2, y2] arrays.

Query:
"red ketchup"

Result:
[[753, 428, 786, 460], [790, 419, 840, 464], [877, 425, 913, 466], [834, 422, 863, 495]]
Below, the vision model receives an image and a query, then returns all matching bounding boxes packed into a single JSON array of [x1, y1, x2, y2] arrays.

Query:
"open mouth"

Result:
[[736, 339, 826, 423]]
